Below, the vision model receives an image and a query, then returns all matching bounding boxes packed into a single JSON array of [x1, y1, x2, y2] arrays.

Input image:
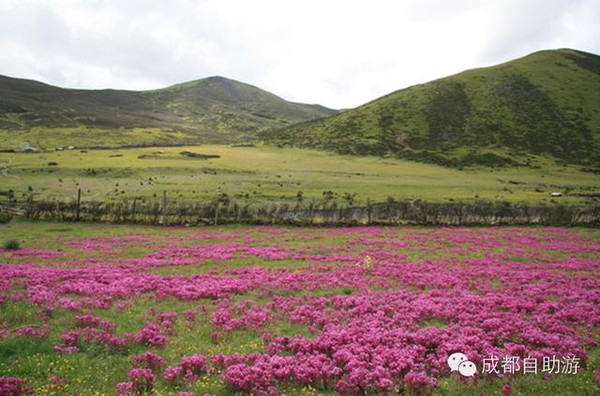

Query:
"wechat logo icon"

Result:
[[448, 352, 477, 377]]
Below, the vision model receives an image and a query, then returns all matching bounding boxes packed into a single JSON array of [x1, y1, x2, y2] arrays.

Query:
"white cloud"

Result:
[[0, 0, 598, 108]]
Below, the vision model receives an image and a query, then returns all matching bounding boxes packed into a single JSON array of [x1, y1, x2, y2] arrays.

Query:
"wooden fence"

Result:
[[1, 193, 599, 226]]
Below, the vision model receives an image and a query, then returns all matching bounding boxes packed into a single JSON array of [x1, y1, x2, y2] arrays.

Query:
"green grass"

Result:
[[0, 127, 193, 151], [0, 301, 43, 330], [1, 144, 597, 206]]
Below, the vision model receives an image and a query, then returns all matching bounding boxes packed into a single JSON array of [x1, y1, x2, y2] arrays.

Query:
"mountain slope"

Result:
[[0, 75, 336, 148], [265, 49, 600, 166]]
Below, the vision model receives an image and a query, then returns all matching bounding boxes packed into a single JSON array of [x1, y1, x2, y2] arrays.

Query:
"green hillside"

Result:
[[266, 49, 600, 167], [0, 75, 336, 149]]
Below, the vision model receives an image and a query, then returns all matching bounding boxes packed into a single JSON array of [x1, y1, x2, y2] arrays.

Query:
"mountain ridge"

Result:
[[265, 48, 600, 167], [2, 48, 599, 167], [0, 74, 337, 148]]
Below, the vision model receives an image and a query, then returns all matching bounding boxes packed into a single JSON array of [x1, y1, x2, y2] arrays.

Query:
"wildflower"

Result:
[[179, 355, 208, 376], [131, 352, 166, 372], [116, 381, 133, 396], [0, 377, 31, 395], [128, 368, 155, 394], [164, 366, 183, 383]]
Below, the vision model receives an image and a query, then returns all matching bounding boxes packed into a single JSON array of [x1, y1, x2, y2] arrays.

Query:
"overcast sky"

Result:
[[0, 0, 598, 109]]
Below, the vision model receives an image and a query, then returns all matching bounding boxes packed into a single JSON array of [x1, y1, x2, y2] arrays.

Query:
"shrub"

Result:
[[3, 239, 20, 250], [0, 213, 12, 224]]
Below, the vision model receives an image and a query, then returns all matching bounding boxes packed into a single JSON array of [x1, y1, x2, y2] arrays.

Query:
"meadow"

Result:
[[1, 145, 598, 207], [0, 220, 599, 395]]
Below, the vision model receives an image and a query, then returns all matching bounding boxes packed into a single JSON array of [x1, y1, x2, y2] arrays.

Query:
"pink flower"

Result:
[[75, 314, 115, 331], [138, 322, 169, 347], [128, 368, 155, 393], [156, 311, 178, 323], [116, 381, 133, 396], [164, 365, 183, 383], [15, 325, 48, 339], [183, 309, 198, 322], [131, 352, 166, 372], [0, 377, 31, 395], [222, 363, 277, 395], [183, 370, 198, 385], [179, 355, 208, 376], [53, 345, 79, 354]]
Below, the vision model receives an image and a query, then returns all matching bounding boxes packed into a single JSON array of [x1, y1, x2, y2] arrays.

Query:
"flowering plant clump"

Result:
[[10, 249, 63, 259], [75, 314, 116, 331], [137, 321, 170, 347], [179, 355, 208, 376], [116, 381, 134, 396], [15, 324, 49, 339], [163, 354, 208, 386], [222, 361, 278, 395], [156, 311, 178, 323], [163, 365, 183, 383], [211, 300, 272, 331], [128, 368, 155, 394], [54, 327, 128, 353], [131, 352, 167, 372], [53, 316, 175, 353], [0, 377, 32, 395]]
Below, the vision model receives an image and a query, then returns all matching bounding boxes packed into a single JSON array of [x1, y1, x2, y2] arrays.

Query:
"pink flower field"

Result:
[[0, 223, 599, 395]]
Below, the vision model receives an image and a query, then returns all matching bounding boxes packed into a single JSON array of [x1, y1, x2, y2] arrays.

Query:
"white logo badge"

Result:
[[448, 352, 477, 377]]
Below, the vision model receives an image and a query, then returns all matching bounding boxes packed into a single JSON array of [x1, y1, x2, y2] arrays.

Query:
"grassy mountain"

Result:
[[266, 49, 600, 167], [0, 75, 336, 149]]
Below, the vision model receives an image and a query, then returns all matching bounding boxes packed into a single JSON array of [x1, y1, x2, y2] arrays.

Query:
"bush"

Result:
[[0, 213, 12, 224], [3, 239, 20, 250]]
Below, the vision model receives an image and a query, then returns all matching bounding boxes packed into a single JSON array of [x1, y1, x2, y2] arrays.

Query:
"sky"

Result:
[[0, 0, 598, 109]]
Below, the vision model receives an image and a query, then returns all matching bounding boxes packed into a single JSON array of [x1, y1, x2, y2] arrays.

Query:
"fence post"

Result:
[[131, 198, 137, 223], [366, 200, 373, 225], [76, 188, 81, 221], [162, 191, 167, 226], [26, 194, 33, 218]]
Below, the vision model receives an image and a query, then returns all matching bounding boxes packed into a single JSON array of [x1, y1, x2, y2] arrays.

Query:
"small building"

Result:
[[550, 192, 563, 197]]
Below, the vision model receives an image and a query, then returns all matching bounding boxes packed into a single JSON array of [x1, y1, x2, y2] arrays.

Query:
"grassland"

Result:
[[0, 145, 598, 206], [0, 127, 195, 152]]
